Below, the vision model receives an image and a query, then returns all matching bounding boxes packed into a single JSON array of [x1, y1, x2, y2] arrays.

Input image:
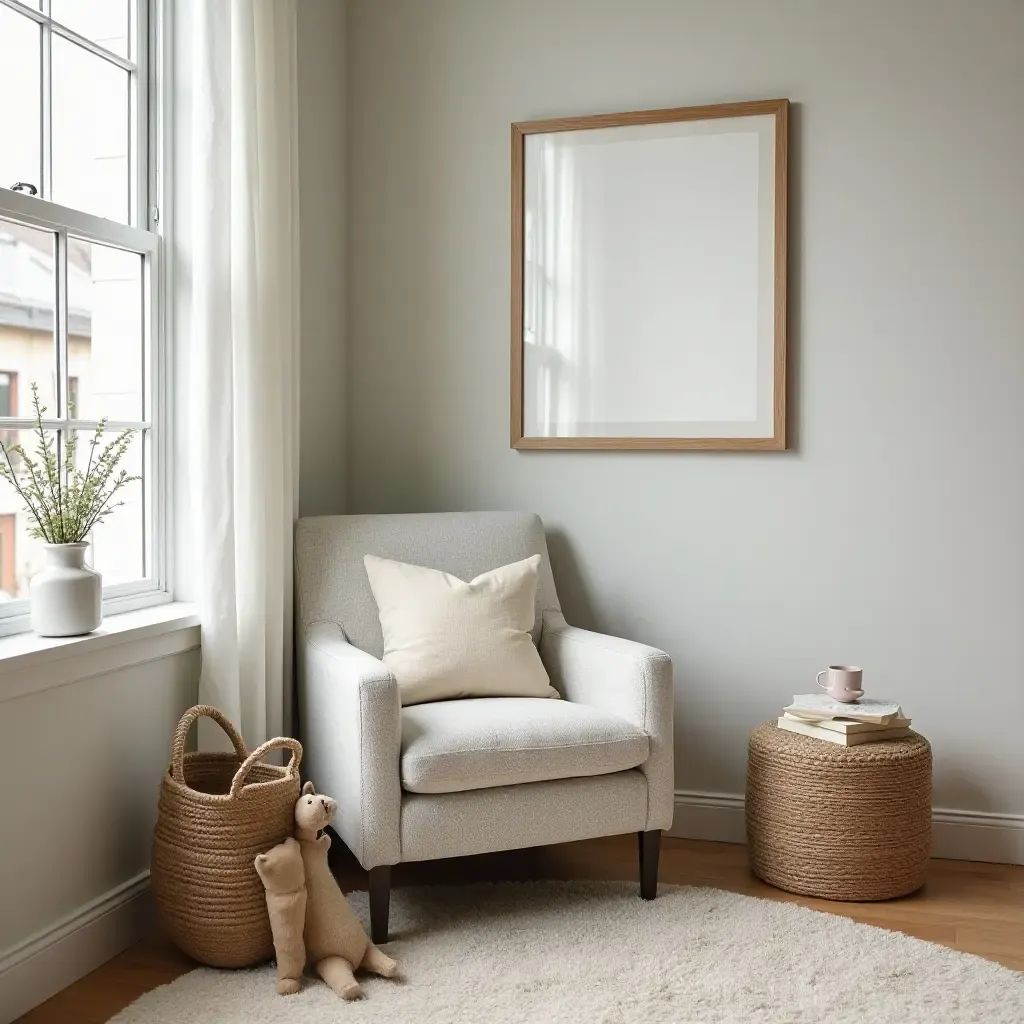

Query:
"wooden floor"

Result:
[[16, 836, 1024, 1023]]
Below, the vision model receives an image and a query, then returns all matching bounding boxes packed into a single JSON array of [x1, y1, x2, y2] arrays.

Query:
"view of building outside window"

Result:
[[0, 1, 146, 602]]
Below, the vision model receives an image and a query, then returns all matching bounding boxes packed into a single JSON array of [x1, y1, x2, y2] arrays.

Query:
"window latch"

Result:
[[9, 182, 39, 196]]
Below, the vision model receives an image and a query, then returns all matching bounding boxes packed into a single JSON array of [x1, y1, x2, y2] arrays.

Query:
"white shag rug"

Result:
[[113, 882, 1023, 1023]]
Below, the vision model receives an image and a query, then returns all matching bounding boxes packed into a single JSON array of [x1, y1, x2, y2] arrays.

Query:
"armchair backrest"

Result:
[[295, 512, 561, 658]]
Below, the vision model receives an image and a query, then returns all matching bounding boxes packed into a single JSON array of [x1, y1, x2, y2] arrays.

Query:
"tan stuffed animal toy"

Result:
[[254, 838, 307, 995], [295, 782, 398, 999]]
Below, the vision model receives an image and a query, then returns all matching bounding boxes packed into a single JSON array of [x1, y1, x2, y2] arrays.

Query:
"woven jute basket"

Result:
[[151, 705, 303, 968], [746, 721, 931, 901]]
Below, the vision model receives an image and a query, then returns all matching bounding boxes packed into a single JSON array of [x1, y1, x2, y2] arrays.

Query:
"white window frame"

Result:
[[0, 0, 172, 636]]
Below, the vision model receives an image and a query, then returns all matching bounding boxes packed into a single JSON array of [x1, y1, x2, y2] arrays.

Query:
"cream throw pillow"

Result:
[[363, 553, 557, 706]]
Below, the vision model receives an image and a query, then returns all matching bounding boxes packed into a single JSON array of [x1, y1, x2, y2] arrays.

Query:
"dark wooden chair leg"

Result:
[[368, 865, 391, 944], [638, 830, 661, 900]]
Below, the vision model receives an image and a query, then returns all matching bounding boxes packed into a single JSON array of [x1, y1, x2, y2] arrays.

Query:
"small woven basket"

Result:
[[151, 705, 302, 968]]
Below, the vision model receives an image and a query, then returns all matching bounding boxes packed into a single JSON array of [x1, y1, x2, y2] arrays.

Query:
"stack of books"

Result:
[[777, 694, 911, 746]]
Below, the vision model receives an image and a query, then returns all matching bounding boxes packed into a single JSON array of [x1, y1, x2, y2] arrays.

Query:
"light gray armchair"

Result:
[[295, 512, 674, 942]]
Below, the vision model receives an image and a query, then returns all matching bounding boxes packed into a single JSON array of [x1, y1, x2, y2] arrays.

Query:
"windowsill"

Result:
[[0, 602, 201, 702]]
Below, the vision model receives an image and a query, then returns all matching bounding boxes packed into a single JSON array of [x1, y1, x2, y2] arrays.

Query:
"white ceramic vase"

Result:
[[30, 542, 102, 637]]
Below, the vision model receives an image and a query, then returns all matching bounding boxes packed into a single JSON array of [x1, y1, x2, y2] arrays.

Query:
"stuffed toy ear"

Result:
[[302, 781, 316, 796]]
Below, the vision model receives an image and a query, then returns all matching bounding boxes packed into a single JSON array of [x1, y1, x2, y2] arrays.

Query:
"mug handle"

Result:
[[816, 670, 828, 690]]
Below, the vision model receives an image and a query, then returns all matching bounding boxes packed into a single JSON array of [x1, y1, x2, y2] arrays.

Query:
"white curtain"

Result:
[[190, 0, 300, 747]]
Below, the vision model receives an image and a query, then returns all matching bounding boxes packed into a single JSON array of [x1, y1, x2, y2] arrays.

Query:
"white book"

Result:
[[786, 694, 905, 725], [777, 716, 911, 747]]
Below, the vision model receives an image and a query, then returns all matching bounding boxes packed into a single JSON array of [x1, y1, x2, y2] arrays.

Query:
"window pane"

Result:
[[0, 7, 41, 194], [76, 427, 145, 585], [0, 426, 146, 601], [0, 219, 59, 415], [68, 240, 142, 421], [52, 38, 130, 223], [51, 0, 131, 59], [0, 429, 55, 600]]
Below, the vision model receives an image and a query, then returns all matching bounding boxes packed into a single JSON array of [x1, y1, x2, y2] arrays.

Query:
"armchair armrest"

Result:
[[298, 621, 402, 869], [540, 610, 674, 831]]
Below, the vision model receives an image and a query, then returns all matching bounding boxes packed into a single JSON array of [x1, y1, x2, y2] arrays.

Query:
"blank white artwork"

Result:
[[521, 115, 777, 438]]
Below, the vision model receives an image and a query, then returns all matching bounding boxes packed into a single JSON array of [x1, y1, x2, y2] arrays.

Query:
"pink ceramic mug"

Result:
[[816, 665, 863, 703]]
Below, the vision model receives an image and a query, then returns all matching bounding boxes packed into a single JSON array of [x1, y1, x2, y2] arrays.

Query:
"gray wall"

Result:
[[345, 0, 1024, 816], [298, 0, 347, 517], [0, 640, 200, 1021]]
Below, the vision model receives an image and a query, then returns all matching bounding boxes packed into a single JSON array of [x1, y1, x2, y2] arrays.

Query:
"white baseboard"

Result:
[[931, 807, 1024, 865], [668, 790, 747, 844], [0, 871, 154, 1024], [668, 791, 1024, 866]]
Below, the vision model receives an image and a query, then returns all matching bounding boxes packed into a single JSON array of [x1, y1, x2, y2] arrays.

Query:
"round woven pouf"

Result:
[[745, 721, 932, 901]]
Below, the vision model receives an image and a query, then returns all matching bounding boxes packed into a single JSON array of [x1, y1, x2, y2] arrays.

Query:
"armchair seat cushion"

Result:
[[400, 697, 649, 794]]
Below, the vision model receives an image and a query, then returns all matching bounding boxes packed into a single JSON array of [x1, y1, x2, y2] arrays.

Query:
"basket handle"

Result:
[[229, 737, 303, 799], [170, 705, 248, 783]]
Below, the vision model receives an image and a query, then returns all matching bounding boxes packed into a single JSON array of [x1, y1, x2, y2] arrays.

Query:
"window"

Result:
[[0, 372, 16, 417], [0, 0, 166, 632]]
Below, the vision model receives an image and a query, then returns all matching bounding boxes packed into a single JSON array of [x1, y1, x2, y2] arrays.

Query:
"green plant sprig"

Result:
[[0, 382, 140, 545]]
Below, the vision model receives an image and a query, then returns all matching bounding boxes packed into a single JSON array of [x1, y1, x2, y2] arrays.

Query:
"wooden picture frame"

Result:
[[510, 98, 789, 451]]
